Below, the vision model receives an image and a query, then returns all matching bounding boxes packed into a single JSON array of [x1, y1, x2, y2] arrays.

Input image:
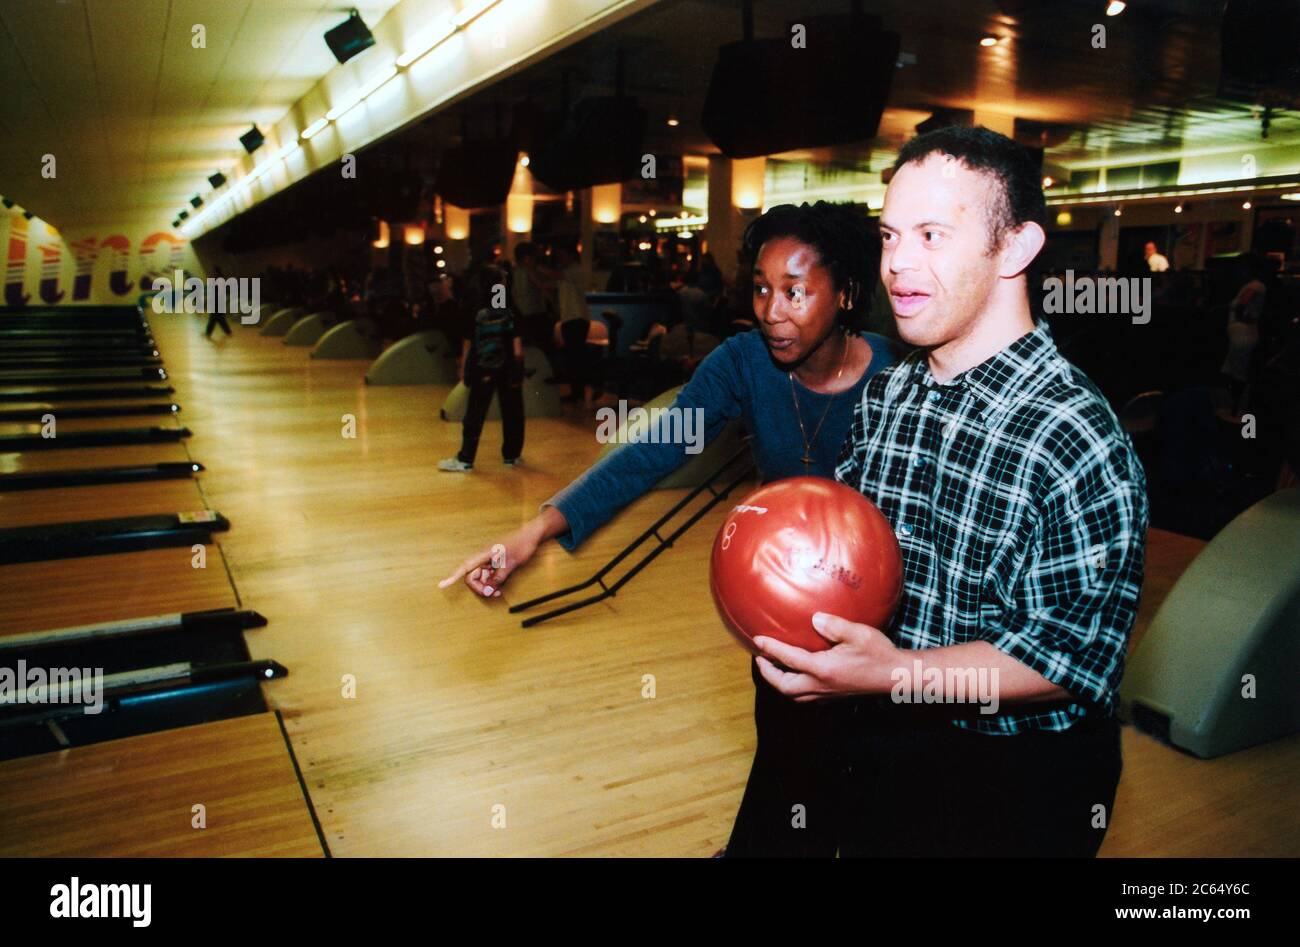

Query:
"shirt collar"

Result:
[[910, 321, 1058, 424]]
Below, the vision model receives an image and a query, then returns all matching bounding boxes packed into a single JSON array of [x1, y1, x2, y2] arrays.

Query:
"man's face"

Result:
[[1144, 242, 1156, 257], [879, 154, 1005, 350]]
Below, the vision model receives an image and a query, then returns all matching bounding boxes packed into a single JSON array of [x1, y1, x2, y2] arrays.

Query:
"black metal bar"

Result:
[[510, 443, 756, 626], [0, 355, 163, 369], [0, 339, 157, 353], [509, 446, 752, 613], [0, 385, 175, 402], [0, 661, 287, 731], [0, 460, 201, 491], [0, 510, 230, 564], [518, 462, 753, 627], [0, 329, 149, 339], [0, 607, 266, 651], [0, 309, 145, 323], [0, 367, 167, 384], [0, 426, 190, 450], [0, 403, 179, 422]]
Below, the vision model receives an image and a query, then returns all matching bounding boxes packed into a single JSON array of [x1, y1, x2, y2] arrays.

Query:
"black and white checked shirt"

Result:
[[835, 321, 1149, 734]]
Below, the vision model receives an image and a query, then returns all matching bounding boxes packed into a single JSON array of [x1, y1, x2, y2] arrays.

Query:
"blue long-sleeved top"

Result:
[[546, 329, 901, 550]]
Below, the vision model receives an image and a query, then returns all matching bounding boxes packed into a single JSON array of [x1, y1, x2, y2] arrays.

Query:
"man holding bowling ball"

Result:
[[751, 125, 1149, 857]]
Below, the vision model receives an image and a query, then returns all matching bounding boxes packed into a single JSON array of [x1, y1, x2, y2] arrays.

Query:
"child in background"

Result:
[[439, 265, 525, 471]]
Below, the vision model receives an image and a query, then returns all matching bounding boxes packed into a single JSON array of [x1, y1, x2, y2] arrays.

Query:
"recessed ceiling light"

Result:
[[980, 35, 999, 47], [1106, 1, 1127, 16]]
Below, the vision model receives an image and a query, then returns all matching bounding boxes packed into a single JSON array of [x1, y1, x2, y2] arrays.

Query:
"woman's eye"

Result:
[[752, 284, 768, 296], [924, 231, 944, 245], [880, 231, 896, 245]]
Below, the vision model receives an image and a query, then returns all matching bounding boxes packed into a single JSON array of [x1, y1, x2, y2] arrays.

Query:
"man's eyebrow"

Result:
[[880, 218, 954, 231]]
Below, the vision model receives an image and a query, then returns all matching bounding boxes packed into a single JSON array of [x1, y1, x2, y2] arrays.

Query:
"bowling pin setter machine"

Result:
[[509, 443, 756, 627], [1120, 487, 1300, 758]]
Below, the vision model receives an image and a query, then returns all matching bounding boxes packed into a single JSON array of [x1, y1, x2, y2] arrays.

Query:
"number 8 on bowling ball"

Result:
[[710, 477, 902, 653]]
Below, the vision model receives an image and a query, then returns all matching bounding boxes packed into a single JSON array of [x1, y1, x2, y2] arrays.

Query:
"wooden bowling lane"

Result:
[[0, 478, 207, 528], [0, 713, 325, 857], [1102, 728, 1300, 858], [0, 547, 236, 638]]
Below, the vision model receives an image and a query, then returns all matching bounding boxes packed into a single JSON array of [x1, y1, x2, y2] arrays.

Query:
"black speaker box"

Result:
[[1219, 0, 1300, 107], [702, 15, 900, 158], [435, 142, 518, 209], [528, 98, 646, 191]]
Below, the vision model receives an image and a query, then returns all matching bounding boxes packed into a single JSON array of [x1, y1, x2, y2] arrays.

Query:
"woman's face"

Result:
[[752, 235, 845, 366]]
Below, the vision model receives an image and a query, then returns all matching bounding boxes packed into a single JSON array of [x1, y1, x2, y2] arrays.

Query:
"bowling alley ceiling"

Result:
[[473, 0, 1300, 175], [0, 0, 403, 229], [2, 0, 1298, 234]]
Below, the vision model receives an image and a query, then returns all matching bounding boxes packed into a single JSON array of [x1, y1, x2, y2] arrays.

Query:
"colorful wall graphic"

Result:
[[0, 204, 201, 306]]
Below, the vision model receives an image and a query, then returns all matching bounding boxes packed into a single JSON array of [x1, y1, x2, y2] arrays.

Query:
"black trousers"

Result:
[[725, 660, 1123, 857], [458, 371, 524, 464], [205, 312, 231, 336]]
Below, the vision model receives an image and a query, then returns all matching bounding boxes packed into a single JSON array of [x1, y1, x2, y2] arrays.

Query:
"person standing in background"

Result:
[[552, 245, 589, 322], [511, 242, 556, 349], [440, 264, 525, 472], [1221, 253, 1268, 415], [1144, 241, 1170, 273], [204, 266, 232, 338]]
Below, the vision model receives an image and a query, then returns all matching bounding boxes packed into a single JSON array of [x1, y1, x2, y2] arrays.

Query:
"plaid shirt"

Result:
[[835, 321, 1148, 734]]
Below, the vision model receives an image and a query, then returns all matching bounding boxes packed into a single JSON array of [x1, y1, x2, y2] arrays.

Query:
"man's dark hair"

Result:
[[741, 201, 878, 329], [892, 125, 1047, 252]]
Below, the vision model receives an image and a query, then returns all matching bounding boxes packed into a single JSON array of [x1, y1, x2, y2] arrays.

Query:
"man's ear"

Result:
[[999, 221, 1046, 279]]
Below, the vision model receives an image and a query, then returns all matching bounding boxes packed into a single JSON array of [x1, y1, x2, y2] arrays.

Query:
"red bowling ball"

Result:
[[710, 476, 902, 653]]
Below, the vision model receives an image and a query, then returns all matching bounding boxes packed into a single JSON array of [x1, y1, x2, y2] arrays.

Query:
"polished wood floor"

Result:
[[0, 713, 322, 857], [0, 311, 1295, 857]]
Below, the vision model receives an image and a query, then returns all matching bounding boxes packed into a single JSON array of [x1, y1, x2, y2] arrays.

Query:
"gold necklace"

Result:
[[790, 333, 851, 469]]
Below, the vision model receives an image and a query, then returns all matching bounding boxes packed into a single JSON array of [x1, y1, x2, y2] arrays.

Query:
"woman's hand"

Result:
[[438, 507, 569, 598]]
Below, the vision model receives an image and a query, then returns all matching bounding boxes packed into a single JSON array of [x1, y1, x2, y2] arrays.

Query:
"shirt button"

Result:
[[927, 390, 941, 404], [913, 456, 927, 469], [897, 523, 913, 538]]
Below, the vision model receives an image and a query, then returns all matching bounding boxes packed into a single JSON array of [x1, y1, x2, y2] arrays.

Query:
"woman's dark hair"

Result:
[[740, 201, 878, 330]]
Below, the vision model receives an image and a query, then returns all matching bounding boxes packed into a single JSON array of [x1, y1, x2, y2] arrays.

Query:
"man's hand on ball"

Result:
[[752, 612, 899, 702]]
